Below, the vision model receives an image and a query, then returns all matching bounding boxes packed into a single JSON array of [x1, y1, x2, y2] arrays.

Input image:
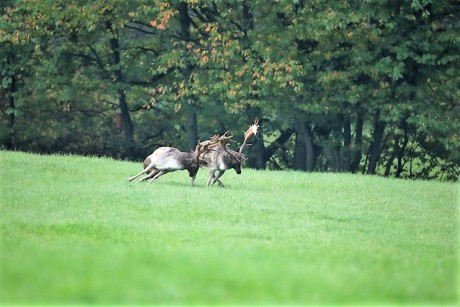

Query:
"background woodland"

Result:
[[1, 0, 459, 180]]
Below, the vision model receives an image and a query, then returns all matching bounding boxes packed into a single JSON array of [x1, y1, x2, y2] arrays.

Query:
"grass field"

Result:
[[1, 150, 458, 304]]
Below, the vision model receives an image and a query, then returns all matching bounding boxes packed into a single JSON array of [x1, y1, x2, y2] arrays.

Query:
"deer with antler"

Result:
[[127, 140, 217, 185], [202, 120, 259, 187]]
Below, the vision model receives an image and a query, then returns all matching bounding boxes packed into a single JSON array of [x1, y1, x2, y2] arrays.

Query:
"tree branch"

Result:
[[125, 66, 175, 87], [87, 44, 107, 75], [264, 128, 295, 161], [124, 23, 156, 35], [123, 46, 159, 56]]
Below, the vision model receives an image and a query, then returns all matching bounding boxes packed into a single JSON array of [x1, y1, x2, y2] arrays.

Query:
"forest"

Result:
[[1, 0, 459, 180]]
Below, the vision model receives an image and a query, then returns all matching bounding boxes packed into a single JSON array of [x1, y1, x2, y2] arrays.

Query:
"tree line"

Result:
[[1, 0, 459, 180]]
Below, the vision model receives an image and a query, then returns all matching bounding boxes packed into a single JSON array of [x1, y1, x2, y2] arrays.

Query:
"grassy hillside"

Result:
[[1, 151, 458, 304]]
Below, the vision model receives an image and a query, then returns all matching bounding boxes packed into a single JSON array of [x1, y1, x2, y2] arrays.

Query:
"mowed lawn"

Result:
[[0, 151, 458, 304]]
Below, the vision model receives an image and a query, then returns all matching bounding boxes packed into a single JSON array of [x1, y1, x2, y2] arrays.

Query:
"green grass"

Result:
[[1, 150, 458, 304]]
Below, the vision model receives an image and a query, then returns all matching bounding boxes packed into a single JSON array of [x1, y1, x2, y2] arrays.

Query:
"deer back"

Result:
[[144, 147, 196, 171]]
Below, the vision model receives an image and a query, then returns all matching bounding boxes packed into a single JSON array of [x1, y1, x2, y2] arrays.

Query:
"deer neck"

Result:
[[181, 151, 198, 168]]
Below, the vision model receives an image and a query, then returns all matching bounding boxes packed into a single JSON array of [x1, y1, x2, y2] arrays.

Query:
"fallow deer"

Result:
[[127, 140, 216, 185], [202, 120, 259, 187]]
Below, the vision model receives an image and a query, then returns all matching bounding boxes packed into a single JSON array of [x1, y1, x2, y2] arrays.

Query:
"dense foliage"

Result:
[[1, 0, 459, 180]]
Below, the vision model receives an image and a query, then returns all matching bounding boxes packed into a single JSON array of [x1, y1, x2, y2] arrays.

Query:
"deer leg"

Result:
[[191, 174, 197, 186], [137, 169, 160, 183], [128, 169, 145, 182], [207, 169, 216, 187], [215, 178, 224, 186], [147, 170, 168, 184], [212, 170, 226, 187], [128, 161, 157, 182]]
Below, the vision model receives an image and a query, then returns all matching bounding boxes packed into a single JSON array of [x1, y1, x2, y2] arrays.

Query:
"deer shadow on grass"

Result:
[[131, 177, 241, 189]]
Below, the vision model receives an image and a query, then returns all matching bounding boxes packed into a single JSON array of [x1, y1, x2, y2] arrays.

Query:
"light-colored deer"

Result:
[[127, 140, 216, 185], [202, 120, 259, 187]]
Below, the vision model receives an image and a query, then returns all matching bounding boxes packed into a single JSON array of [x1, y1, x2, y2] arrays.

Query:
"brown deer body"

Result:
[[203, 120, 259, 187], [128, 142, 214, 185]]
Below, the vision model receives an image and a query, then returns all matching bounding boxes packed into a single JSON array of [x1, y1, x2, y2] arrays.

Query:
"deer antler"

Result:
[[209, 131, 245, 163], [216, 131, 234, 147], [195, 137, 220, 163], [239, 119, 259, 154]]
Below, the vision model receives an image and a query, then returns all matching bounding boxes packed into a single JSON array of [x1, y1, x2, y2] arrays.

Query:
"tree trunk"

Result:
[[293, 120, 307, 171], [342, 115, 352, 171], [184, 102, 198, 150], [178, 2, 198, 151], [6, 71, 16, 150], [107, 20, 135, 157], [367, 111, 385, 174], [396, 117, 409, 178], [254, 122, 266, 169], [293, 120, 316, 171], [241, 1, 254, 39], [384, 137, 399, 177], [330, 144, 341, 172], [116, 89, 134, 138], [305, 124, 315, 171], [350, 110, 364, 173], [117, 89, 135, 158]]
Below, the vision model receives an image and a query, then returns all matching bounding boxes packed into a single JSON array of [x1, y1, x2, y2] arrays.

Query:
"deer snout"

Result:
[[188, 167, 199, 178], [234, 165, 241, 174]]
